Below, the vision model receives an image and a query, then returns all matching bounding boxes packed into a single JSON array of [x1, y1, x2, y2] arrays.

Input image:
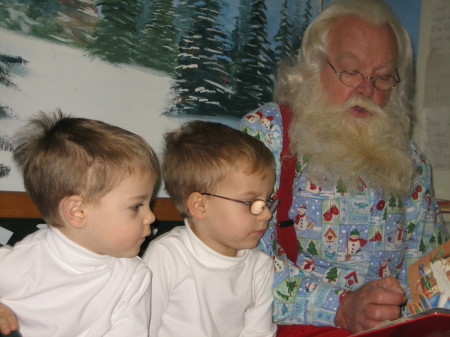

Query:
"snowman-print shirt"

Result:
[[240, 102, 449, 326]]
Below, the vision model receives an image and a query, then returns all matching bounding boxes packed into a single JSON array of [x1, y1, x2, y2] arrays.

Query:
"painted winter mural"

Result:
[[1, 0, 317, 118], [0, 0, 319, 190], [0, 0, 419, 191]]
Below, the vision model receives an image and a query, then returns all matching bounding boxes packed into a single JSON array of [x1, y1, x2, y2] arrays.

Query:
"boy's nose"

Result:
[[259, 206, 273, 221], [144, 208, 156, 234]]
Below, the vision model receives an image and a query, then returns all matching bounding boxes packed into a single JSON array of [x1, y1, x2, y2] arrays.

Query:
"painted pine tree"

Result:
[[0, 54, 28, 178], [170, 0, 232, 116], [25, 0, 62, 40], [232, 0, 274, 116], [88, 0, 142, 64], [273, 0, 294, 65], [136, 0, 178, 73], [291, 0, 313, 54]]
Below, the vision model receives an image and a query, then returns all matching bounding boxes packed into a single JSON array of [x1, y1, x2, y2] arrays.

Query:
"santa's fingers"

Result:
[[377, 276, 405, 295]]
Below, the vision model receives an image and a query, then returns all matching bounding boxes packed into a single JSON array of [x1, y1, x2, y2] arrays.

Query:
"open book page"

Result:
[[351, 240, 450, 336], [407, 240, 450, 313]]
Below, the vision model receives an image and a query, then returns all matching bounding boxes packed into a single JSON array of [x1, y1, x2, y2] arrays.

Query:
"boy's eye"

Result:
[[131, 203, 144, 211]]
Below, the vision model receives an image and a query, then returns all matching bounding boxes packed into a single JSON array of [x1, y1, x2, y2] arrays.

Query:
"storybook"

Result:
[[352, 240, 450, 337]]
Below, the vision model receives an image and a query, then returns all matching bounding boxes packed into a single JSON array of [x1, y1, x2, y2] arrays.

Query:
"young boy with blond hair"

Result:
[[143, 120, 277, 337], [0, 110, 159, 336]]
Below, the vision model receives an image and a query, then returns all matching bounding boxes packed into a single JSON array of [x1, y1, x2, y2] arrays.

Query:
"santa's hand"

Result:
[[0, 303, 19, 335], [334, 277, 406, 333]]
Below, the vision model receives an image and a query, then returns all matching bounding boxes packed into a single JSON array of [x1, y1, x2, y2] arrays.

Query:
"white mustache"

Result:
[[340, 96, 385, 117]]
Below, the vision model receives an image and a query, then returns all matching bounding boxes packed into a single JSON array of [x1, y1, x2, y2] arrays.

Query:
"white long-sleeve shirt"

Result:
[[0, 226, 151, 337], [143, 220, 276, 337]]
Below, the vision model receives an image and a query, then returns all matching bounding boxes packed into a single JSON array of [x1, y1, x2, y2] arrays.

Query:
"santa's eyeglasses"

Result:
[[201, 193, 279, 216], [327, 60, 400, 91]]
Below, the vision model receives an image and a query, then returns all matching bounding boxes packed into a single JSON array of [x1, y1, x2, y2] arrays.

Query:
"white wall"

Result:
[[413, 0, 450, 225]]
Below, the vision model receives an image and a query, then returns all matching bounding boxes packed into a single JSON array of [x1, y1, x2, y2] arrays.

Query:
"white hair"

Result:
[[274, 0, 414, 127]]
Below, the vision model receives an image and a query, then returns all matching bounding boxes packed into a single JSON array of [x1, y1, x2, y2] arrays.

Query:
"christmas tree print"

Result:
[[407, 221, 416, 234], [429, 234, 436, 245], [419, 238, 426, 253], [325, 267, 338, 283], [307, 241, 318, 256], [389, 196, 397, 208], [336, 179, 347, 194]]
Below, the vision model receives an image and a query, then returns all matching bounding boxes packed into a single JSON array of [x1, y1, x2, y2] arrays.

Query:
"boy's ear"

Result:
[[59, 195, 87, 229], [187, 192, 207, 220]]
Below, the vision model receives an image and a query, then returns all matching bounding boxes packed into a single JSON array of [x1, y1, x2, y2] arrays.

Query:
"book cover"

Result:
[[351, 308, 450, 337]]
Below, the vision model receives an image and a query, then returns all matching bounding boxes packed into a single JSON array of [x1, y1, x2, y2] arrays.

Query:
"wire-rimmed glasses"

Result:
[[201, 192, 279, 216], [327, 60, 400, 91]]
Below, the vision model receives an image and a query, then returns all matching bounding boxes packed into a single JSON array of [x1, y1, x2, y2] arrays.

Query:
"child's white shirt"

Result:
[[143, 219, 276, 337], [0, 226, 151, 336]]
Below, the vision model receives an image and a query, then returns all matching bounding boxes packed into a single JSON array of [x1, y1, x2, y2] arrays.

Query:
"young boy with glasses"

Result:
[[142, 120, 277, 337], [0, 110, 158, 336]]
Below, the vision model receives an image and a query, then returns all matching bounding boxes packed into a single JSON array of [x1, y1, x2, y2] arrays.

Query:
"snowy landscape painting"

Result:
[[0, 0, 419, 194], [0, 0, 319, 192]]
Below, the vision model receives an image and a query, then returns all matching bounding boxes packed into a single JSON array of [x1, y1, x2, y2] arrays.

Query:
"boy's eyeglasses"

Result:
[[201, 192, 279, 216], [327, 60, 400, 91]]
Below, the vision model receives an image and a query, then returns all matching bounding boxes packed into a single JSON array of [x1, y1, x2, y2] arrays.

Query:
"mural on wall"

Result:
[[0, 0, 418, 192], [1, 0, 318, 117], [0, 0, 319, 188]]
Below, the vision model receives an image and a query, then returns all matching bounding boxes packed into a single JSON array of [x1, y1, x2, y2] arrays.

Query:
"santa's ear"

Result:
[[58, 195, 87, 229], [187, 192, 207, 220]]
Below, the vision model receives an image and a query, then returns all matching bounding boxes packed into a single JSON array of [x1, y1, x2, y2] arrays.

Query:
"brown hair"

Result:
[[13, 109, 159, 226], [162, 120, 274, 217]]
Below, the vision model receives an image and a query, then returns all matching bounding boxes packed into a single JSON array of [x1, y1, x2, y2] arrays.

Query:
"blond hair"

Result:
[[162, 121, 275, 217], [13, 109, 159, 226]]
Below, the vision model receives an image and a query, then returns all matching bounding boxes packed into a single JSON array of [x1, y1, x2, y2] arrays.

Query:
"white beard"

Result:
[[289, 77, 413, 197]]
